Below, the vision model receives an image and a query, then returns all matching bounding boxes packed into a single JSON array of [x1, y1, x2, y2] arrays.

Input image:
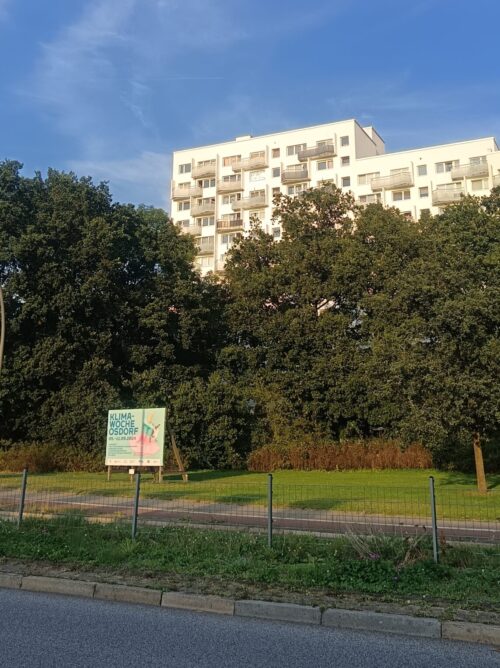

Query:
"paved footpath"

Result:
[[0, 488, 498, 541], [1, 589, 499, 668]]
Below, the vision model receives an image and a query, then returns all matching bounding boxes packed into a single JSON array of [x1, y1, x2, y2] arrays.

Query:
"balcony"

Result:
[[356, 194, 381, 207], [172, 184, 202, 200], [217, 218, 244, 232], [179, 223, 202, 236], [217, 178, 243, 193], [371, 171, 413, 191], [192, 162, 216, 179], [191, 201, 215, 217], [281, 167, 310, 184], [232, 194, 267, 210], [451, 162, 489, 180], [232, 154, 268, 171], [432, 188, 464, 206], [195, 237, 215, 255], [297, 143, 336, 162]]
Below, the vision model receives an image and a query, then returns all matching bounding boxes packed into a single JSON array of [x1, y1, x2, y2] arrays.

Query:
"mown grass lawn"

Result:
[[0, 469, 499, 520]]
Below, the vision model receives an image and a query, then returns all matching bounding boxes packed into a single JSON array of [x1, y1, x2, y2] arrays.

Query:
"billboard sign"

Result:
[[105, 408, 166, 467]]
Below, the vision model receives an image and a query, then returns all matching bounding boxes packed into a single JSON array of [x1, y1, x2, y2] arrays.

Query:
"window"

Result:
[[198, 256, 212, 268], [272, 187, 281, 196], [357, 172, 380, 186], [272, 167, 281, 178], [402, 211, 412, 219], [470, 155, 487, 165], [223, 155, 241, 167], [286, 143, 306, 157], [317, 159, 333, 171], [471, 178, 488, 191], [222, 193, 241, 204], [393, 190, 411, 201], [249, 169, 265, 182], [317, 179, 333, 187], [177, 200, 190, 211], [417, 165, 427, 177], [221, 232, 239, 245], [197, 159, 215, 168], [272, 227, 281, 239], [177, 181, 191, 190], [248, 189, 265, 198], [199, 178, 215, 188], [285, 164, 306, 173], [287, 183, 308, 195], [419, 186, 429, 198], [435, 160, 459, 174], [179, 163, 191, 174], [341, 176, 351, 188], [341, 156, 350, 166], [272, 148, 280, 158], [222, 174, 241, 183], [199, 216, 215, 226], [249, 209, 265, 221], [179, 219, 190, 228], [221, 213, 242, 223], [340, 136, 349, 147]]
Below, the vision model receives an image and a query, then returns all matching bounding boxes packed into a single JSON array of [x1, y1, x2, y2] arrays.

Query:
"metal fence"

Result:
[[0, 471, 498, 560]]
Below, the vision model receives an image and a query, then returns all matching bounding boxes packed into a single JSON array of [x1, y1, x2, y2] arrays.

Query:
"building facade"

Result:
[[170, 119, 500, 275]]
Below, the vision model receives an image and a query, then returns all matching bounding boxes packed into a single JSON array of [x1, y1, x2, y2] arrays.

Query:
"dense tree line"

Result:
[[0, 161, 498, 485]]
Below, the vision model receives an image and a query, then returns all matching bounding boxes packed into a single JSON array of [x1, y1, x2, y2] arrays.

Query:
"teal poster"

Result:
[[105, 408, 166, 466]]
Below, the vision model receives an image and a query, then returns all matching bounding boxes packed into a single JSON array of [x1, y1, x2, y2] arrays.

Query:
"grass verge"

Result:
[[0, 517, 498, 610]]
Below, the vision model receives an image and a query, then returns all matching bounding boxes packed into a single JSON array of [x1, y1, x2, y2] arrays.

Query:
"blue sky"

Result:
[[1, 0, 499, 209]]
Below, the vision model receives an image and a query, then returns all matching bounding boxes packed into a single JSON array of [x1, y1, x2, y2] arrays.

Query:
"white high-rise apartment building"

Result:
[[170, 119, 500, 275]]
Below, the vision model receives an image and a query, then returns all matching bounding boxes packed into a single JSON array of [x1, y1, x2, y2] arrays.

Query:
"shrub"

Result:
[[247, 439, 432, 471], [0, 441, 103, 473]]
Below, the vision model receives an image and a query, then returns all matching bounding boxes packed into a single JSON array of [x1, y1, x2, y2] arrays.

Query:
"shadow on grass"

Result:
[[285, 497, 352, 511], [437, 471, 500, 492]]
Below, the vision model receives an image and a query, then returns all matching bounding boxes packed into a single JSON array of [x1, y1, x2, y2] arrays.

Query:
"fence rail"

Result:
[[0, 472, 498, 558]]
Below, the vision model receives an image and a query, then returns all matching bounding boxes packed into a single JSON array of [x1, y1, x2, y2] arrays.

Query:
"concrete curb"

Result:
[[1, 573, 499, 647], [235, 600, 321, 625], [322, 608, 440, 638], [162, 592, 234, 615]]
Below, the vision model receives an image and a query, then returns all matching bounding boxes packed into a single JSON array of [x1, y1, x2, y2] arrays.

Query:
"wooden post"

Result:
[[473, 431, 487, 495], [107, 465, 111, 482]]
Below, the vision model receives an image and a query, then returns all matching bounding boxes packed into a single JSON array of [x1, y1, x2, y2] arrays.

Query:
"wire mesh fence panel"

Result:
[[18, 475, 138, 529], [138, 480, 268, 531], [270, 484, 433, 538], [0, 473, 24, 521]]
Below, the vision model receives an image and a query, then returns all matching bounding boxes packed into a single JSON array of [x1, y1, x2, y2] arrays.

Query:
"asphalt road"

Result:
[[0, 589, 498, 668]]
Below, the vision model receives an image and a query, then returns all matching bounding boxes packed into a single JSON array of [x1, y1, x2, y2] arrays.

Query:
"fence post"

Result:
[[267, 473, 273, 548], [131, 472, 141, 540], [17, 468, 28, 528], [429, 475, 439, 564]]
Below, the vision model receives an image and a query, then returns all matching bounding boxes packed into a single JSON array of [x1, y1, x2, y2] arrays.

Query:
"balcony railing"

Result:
[[192, 163, 216, 179], [432, 188, 464, 205], [195, 237, 215, 255], [493, 174, 500, 188], [179, 224, 202, 236], [232, 155, 268, 171], [232, 194, 267, 210], [217, 218, 244, 231], [217, 179, 243, 193], [451, 162, 489, 180], [191, 201, 216, 216], [297, 143, 336, 162], [356, 194, 381, 206], [371, 171, 413, 191], [281, 168, 310, 184], [172, 185, 202, 200]]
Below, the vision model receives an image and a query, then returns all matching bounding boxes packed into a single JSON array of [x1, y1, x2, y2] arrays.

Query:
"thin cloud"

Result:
[[69, 151, 171, 209]]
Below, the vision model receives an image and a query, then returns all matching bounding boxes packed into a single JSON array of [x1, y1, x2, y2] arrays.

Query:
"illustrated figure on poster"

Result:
[[129, 412, 161, 456]]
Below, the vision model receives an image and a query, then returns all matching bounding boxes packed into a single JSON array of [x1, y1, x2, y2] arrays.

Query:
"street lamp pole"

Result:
[[0, 285, 5, 376]]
